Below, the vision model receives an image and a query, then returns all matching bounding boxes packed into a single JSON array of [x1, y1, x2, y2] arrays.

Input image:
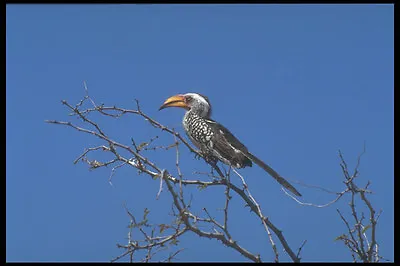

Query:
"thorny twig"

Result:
[[46, 85, 384, 262], [333, 147, 384, 262], [111, 205, 187, 263], [46, 88, 300, 262], [231, 168, 280, 262]]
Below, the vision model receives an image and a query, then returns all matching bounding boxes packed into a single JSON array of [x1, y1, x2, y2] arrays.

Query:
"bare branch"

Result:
[[47, 88, 385, 263], [296, 240, 307, 259], [283, 187, 349, 208], [334, 146, 384, 262], [163, 172, 262, 263]]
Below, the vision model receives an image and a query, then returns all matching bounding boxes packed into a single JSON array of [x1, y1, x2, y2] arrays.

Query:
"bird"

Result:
[[159, 93, 302, 197]]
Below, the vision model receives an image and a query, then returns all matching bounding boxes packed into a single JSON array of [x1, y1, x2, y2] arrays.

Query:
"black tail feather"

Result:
[[245, 152, 302, 197]]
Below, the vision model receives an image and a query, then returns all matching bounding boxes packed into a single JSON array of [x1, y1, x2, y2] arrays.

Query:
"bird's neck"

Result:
[[187, 106, 210, 119], [182, 110, 204, 132]]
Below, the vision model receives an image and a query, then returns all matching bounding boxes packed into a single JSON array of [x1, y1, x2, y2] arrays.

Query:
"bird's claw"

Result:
[[194, 151, 203, 160]]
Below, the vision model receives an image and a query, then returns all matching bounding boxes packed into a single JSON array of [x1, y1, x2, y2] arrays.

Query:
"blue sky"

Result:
[[6, 4, 393, 262]]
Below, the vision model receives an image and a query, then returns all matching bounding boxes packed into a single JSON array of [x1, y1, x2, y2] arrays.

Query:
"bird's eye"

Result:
[[185, 96, 193, 102]]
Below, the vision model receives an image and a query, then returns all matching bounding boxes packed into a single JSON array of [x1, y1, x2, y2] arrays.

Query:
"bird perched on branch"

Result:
[[159, 93, 302, 197]]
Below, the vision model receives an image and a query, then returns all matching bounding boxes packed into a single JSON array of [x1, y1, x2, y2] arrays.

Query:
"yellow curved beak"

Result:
[[159, 95, 189, 110]]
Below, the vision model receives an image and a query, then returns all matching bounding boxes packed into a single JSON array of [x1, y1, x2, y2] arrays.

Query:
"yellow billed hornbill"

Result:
[[159, 93, 302, 197]]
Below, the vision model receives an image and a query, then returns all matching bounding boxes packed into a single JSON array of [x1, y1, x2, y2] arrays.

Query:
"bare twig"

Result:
[[163, 172, 262, 263], [231, 168, 281, 262], [47, 88, 384, 263], [284, 188, 349, 208], [334, 146, 383, 262]]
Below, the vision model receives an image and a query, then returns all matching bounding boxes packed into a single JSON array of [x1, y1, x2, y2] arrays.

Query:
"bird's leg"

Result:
[[226, 165, 232, 178], [191, 148, 224, 178], [206, 160, 225, 180]]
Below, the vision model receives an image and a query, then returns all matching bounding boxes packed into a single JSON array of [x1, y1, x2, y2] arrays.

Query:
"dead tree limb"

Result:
[[46, 88, 303, 262]]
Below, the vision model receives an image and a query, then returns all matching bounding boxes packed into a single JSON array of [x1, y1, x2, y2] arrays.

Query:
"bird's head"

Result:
[[159, 93, 212, 118]]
